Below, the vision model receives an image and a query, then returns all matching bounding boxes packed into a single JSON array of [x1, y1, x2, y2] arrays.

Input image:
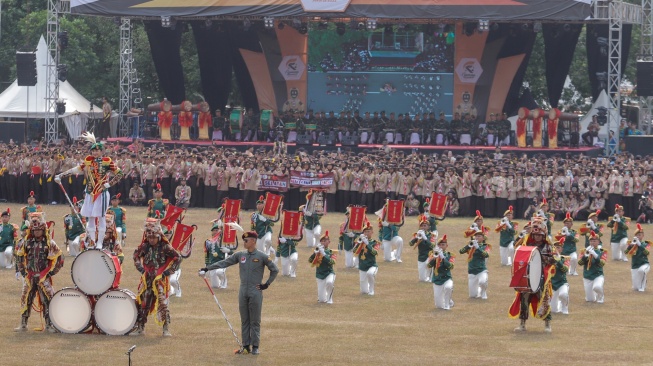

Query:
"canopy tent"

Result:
[[0, 36, 105, 139], [579, 89, 620, 141], [71, 0, 592, 21]]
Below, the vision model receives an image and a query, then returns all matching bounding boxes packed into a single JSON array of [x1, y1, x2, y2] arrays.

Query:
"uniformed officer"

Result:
[[200, 231, 279, 355]]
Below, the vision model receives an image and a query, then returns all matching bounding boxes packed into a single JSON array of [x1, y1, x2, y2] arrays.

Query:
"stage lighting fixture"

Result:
[[532, 22, 542, 33], [58, 31, 69, 50], [298, 23, 308, 34], [56, 99, 66, 115], [357, 22, 365, 31], [464, 22, 477, 36], [366, 18, 377, 30], [57, 64, 68, 82], [264, 17, 274, 29], [161, 16, 172, 28], [596, 106, 608, 126], [478, 20, 489, 32], [336, 23, 346, 36], [278, 22, 285, 30]]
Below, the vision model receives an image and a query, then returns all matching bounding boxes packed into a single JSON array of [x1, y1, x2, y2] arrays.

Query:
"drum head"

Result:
[[528, 249, 544, 292], [72, 249, 118, 295], [49, 288, 92, 334], [95, 290, 138, 336]]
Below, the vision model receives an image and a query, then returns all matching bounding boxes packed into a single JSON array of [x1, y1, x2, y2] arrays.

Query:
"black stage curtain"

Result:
[[144, 21, 186, 104], [543, 24, 582, 108], [501, 24, 537, 116], [586, 23, 632, 101], [191, 21, 232, 114]]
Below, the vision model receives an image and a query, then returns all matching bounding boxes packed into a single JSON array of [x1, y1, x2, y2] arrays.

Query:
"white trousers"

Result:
[[433, 279, 454, 310], [256, 232, 276, 261], [551, 283, 569, 314], [281, 252, 298, 277], [0, 246, 13, 268], [611, 238, 629, 261], [468, 271, 489, 299], [304, 225, 322, 248], [208, 268, 227, 289], [317, 273, 335, 303], [382, 236, 404, 262], [631, 263, 650, 291], [68, 235, 82, 257], [417, 260, 431, 282], [116, 227, 125, 246], [85, 215, 107, 250], [344, 250, 358, 268], [569, 252, 579, 275], [499, 242, 514, 266], [169, 268, 182, 297], [583, 276, 605, 303], [359, 267, 378, 295]]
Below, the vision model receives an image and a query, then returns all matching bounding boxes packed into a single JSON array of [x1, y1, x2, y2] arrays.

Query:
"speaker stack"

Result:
[[16, 52, 37, 87]]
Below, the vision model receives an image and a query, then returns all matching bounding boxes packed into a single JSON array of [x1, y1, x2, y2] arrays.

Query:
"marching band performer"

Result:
[[55, 132, 124, 250], [103, 212, 124, 264], [147, 184, 169, 218], [580, 210, 602, 248], [354, 223, 380, 296], [409, 218, 436, 282], [338, 210, 358, 268], [308, 231, 336, 304], [578, 231, 607, 303], [510, 218, 555, 333], [497, 206, 516, 266], [625, 224, 650, 292], [427, 235, 455, 310], [64, 197, 85, 257], [556, 213, 579, 275], [550, 238, 570, 315], [301, 198, 323, 248], [607, 204, 629, 262], [252, 196, 276, 260], [0, 208, 18, 269], [21, 191, 41, 228], [379, 204, 404, 263], [514, 221, 531, 247], [460, 228, 490, 300], [419, 198, 443, 239], [463, 210, 490, 239], [204, 222, 232, 289], [14, 212, 64, 333], [132, 214, 181, 337], [535, 198, 553, 236], [107, 193, 127, 245], [277, 234, 299, 278]]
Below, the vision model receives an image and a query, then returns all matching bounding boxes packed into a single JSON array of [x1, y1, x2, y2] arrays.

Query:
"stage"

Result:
[[107, 137, 603, 157]]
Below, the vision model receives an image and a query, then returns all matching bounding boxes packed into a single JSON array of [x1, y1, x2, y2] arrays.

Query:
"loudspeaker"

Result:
[[0, 121, 26, 143], [637, 61, 653, 97], [341, 134, 358, 146], [296, 133, 312, 145], [16, 52, 37, 87], [317, 134, 335, 146]]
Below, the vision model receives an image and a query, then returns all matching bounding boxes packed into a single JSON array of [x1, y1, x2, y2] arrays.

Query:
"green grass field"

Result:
[[2, 204, 652, 365]]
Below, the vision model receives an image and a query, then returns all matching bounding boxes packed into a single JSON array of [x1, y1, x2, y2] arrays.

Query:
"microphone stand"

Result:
[[126, 345, 136, 366]]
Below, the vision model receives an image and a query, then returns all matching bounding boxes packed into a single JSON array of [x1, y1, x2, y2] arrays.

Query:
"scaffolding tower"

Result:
[[45, 0, 70, 143], [119, 18, 133, 137]]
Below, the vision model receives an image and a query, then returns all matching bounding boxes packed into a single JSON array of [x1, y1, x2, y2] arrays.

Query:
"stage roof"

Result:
[[71, 0, 593, 21]]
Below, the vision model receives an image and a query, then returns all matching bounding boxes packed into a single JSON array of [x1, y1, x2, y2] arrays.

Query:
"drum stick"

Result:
[[201, 277, 243, 350], [56, 181, 85, 224]]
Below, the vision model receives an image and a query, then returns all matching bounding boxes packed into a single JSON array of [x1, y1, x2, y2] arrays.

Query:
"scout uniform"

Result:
[[625, 224, 650, 292], [308, 231, 336, 303], [427, 235, 455, 310]]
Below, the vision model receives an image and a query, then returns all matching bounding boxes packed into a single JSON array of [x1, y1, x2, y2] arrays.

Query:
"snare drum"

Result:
[[49, 287, 92, 334], [94, 289, 138, 335], [72, 249, 122, 295], [510, 246, 543, 293]]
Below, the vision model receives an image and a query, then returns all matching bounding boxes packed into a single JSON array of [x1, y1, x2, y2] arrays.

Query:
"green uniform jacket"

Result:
[[459, 242, 489, 275], [308, 248, 335, 279], [583, 226, 601, 248], [427, 252, 454, 285], [578, 248, 606, 280], [428, 216, 439, 232], [276, 239, 297, 257], [147, 199, 168, 218], [0, 223, 16, 252], [339, 232, 354, 251], [607, 218, 628, 242], [409, 234, 435, 262], [551, 257, 569, 291], [562, 230, 578, 255], [303, 214, 321, 230], [356, 239, 379, 271], [205, 240, 233, 265], [379, 225, 399, 241], [499, 223, 515, 247], [625, 241, 650, 270], [64, 214, 85, 241], [108, 206, 127, 232], [251, 212, 274, 237]]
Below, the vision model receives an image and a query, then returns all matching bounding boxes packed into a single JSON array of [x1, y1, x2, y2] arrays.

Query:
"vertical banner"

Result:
[[262, 192, 284, 220], [281, 210, 303, 239], [385, 200, 405, 225], [229, 108, 243, 134], [428, 192, 448, 217], [260, 110, 272, 133], [453, 22, 488, 116], [347, 205, 367, 233], [222, 199, 241, 246], [275, 25, 308, 113], [240, 49, 278, 113]]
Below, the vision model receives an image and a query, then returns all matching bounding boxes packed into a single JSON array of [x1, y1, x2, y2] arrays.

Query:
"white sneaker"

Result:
[[396, 259, 402, 263]]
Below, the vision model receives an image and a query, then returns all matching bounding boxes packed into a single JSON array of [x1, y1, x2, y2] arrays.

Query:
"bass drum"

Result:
[[510, 246, 544, 293], [71, 249, 122, 295], [49, 287, 92, 334], [94, 289, 138, 336]]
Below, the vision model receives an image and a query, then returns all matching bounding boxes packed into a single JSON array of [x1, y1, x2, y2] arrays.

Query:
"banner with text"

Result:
[[289, 170, 334, 188], [259, 174, 289, 192]]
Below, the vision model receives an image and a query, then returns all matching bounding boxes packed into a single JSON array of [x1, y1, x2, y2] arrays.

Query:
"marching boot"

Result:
[[45, 317, 57, 333], [514, 319, 526, 332], [14, 316, 28, 332], [162, 322, 172, 337], [544, 320, 552, 333], [130, 323, 144, 336]]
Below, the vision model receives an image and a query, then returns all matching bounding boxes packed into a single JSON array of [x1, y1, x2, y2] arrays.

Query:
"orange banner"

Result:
[[453, 21, 488, 114], [240, 49, 278, 113], [429, 192, 448, 217], [275, 25, 308, 113], [486, 54, 525, 116]]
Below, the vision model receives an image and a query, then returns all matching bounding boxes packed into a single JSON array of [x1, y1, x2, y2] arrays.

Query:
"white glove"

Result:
[[319, 246, 326, 256], [501, 217, 508, 225], [382, 221, 389, 227], [304, 210, 312, 217], [15, 272, 21, 281], [361, 236, 369, 245], [634, 238, 641, 246], [587, 220, 596, 230], [423, 212, 430, 219], [104, 182, 111, 189], [472, 240, 479, 249], [122, 233, 127, 240], [561, 227, 569, 236], [438, 249, 445, 259], [198, 270, 206, 277], [584, 250, 590, 258], [470, 223, 478, 230], [258, 214, 267, 222], [613, 214, 620, 221], [590, 249, 599, 259], [279, 237, 287, 244], [54, 175, 61, 184], [215, 220, 223, 228], [220, 247, 230, 254], [346, 232, 355, 238], [505, 221, 512, 230]]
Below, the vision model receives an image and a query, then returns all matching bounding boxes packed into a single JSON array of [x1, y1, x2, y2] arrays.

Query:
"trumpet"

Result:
[[560, 226, 570, 236]]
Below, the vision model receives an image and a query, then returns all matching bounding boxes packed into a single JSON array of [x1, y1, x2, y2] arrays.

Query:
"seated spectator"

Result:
[[129, 182, 146, 206]]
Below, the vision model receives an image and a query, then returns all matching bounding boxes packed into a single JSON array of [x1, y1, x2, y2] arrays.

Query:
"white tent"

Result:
[[0, 36, 108, 139], [578, 89, 620, 141]]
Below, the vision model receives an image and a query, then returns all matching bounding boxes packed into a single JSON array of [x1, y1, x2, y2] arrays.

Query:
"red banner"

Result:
[[259, 174, 289, 192], [347, 205, 367, 233], [428, 192, 448, 217], [170, 222, 195, 253], [222, 199, 241, 246], [281, 210, 303, 239], [262, 192, 283, 220], [386, 200, 404, 225], [161, 204, 185, 229]]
